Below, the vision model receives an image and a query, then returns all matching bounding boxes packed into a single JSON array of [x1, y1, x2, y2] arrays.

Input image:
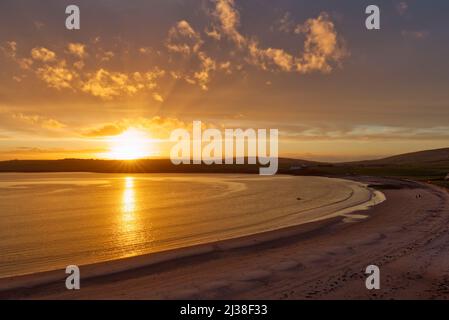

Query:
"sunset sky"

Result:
[[1, 0, 449, 162]]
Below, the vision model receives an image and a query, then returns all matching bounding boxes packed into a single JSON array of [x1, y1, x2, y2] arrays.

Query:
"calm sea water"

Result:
[[0, 173, 374, 278]]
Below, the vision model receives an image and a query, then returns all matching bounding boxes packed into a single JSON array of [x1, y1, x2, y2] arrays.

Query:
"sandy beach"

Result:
[[1, 176, 449, 300]]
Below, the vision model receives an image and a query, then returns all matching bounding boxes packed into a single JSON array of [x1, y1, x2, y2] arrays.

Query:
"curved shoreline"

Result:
[[3, 176, 448, 300], [0, 177, 384, 294], [0, 215, 344, 294]]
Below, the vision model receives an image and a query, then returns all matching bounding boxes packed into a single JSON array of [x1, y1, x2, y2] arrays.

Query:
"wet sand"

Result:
[[1, 177, 449, 300]]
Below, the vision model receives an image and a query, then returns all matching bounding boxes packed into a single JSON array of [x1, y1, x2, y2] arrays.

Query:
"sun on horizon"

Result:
[[106, 128, 153, 160]]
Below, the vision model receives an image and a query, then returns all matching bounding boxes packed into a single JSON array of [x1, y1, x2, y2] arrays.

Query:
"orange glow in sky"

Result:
[[106, 129, 153, 160]]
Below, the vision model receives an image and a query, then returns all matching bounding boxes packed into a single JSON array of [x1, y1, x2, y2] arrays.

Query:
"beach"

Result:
[[1, 176, 449, 299], [0, 174, 380, 279]]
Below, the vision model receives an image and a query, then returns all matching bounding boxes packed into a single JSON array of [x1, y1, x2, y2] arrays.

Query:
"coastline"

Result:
[[1, 176, 449, 299], [0, 176, 381, 292], [0, 214, 344, 295], [0, 174, 380, 281]]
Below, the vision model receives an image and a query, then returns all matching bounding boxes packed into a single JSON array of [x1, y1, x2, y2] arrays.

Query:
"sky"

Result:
[[1, 0, 449, 162]]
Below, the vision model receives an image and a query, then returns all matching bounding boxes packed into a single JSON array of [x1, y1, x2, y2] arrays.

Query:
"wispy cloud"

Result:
[[401, 30, 429, 40], [0, 107, 67, 136], [83, 116, 217, 140], [166, 20, 203, 55], [210, 0, 348, 73]]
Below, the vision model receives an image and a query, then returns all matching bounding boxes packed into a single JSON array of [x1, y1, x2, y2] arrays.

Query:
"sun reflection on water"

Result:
[[122, 177, 136, 221], [118, 176, 154, 257], [118, 176, 142, 257]]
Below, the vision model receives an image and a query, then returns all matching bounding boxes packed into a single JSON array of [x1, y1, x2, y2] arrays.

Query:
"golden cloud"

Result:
[[83, 116, 218, 140], [4, 2, 349, 97], [36, 61, 76, 90], [0, 107, 67, 135], [295, 13, 349, 73], [213, 0, 246, 46], [67, 43, 87, 58], [211, 2, 348, 74], [82, 69, 137, 99], [31, 47, 56, 62], [81, 68, 165, 100], [1, 41, 34, 70], [166, 20, 203, 55]]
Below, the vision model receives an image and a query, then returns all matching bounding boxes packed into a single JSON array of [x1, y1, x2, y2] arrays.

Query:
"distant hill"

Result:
[[0, 148, 448, 183], [303, 147, 449, 184], [0, 158, 318, 174], [347, 148, 449, 166]]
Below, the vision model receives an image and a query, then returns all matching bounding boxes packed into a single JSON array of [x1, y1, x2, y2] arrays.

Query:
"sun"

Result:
[[107, 128, 152, 160]]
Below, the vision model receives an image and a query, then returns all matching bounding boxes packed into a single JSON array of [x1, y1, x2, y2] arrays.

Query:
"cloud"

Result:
[[132, 68, 166, 89], [67, 43, 87, 58], [4, 3, 349, 97], [152, 92, 164, 102], [81, 69, 138, 99], [274, 12, 295, 33], [31, 47, 56, 62], [166, 20, 219, 90], [295, 13, 349, 73], [210, 1, 348, 74], [11, 112, 66, 129], [166, 20, 203, 55], [1, 41, 34, 70], [0, 147, 108, 160], [17, 58, 33, 70], [401, 30, 429, 40], [97, 50, 114, 62], [219, 61, 232, 73], [204, 27, 221, 40], [139, 47, 153, 55], [248, 43, 294, 71], [246, 13, 348, 73], [36, 61, 76, 90], [213, 0, 246, 46], [0, 107, 67, 135], [6, 42, 166, 99], [83, 123, 124, 137], [194, 52, 217, 90], [73, 61, 85, 70], [1, 41, 17, 58], [81, 68, 165, 100], [83, 116, 200, 139], [281, 124, 449, 142]]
